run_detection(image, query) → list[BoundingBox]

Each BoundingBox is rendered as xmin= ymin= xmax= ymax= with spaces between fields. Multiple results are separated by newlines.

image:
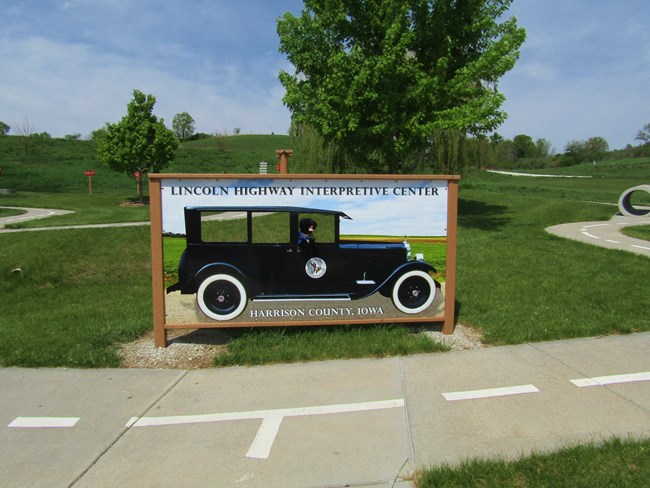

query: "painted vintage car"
xmin=167 ymin=206 xmax=438 ymax=320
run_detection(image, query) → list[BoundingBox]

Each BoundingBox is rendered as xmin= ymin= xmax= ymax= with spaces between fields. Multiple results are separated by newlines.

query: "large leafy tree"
xmin=278 ymin=0 xmax=526 ymax=172
xmin=98 ymin=90 xmax=178 ymax=201
xmin=172 ymin=112 xmax=196 ymax=141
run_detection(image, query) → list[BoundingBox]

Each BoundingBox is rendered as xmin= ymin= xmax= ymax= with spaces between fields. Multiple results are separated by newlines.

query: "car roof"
xmin=185 ymin=206 xmax=352 ymax=219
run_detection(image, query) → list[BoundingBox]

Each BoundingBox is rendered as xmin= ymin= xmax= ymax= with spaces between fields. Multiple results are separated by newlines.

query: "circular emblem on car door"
xmin=305 ymin=257 xmax=327 ymax=278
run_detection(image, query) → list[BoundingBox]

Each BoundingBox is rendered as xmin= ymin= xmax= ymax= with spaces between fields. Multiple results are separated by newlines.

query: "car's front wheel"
xmin=392 ymin=270 xmax=436 ymax=314
xmin=197 ymin=274 xmax=247 ymax=321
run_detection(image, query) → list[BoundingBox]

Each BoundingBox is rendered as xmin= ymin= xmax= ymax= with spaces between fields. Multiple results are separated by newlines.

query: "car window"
xmin=252 ymin=212 xmax=290 ymax=243
xmin=200 ymin=211 xmax=247 ymax=243
xmin=299 ymin=212 xmax=335 ymax=243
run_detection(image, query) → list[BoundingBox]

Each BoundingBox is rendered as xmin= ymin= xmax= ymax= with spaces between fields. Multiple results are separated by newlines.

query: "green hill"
xmin=0 ymin=134 xmax=291 ymax=193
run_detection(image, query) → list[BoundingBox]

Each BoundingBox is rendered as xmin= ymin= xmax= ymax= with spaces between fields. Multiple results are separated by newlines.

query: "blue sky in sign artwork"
xmin=160 ymin=179 xmax=448 ymax=237
xmin=2 ymin=1 xmax=648 ymax=152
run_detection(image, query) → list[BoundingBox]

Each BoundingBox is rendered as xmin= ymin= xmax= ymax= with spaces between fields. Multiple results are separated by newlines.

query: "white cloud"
xmin=1 ymin=0 xmax=648 ymax=151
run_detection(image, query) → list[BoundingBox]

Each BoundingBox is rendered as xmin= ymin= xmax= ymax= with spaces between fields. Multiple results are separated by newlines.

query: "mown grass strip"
xmin=213 ymin=325 xmax=448 ymax=367
xmin=414 ymin=437 xmax=650 ymax=488
xmin=621 ymin=224 xmax=650 ymax=241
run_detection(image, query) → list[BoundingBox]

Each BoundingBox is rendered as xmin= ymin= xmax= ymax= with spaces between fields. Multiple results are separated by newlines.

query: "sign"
xmin=84 ymin=170 xmax=96 ymax=193
xmin=148 ymin=173 xmax=459 ymax=347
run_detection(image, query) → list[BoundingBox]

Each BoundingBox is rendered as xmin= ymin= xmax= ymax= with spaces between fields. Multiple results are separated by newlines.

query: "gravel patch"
xmin=118 ymin=323 xmax=484 ymax=370
xmin=423 ymin=323 xmax=485 ymax=351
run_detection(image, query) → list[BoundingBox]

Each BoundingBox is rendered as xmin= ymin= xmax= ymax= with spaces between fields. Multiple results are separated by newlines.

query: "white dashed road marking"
xmin=442 ymin=384 xmax=540 ymax=401
xmin=570 ymin=371 xmax=650 ymax=387
xmin=8 ymin=417 xmax=80 ymax=428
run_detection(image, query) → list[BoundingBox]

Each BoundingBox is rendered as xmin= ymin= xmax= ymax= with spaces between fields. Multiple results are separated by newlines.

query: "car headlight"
xmin=403 ymin=237 xmax=411 ymax=259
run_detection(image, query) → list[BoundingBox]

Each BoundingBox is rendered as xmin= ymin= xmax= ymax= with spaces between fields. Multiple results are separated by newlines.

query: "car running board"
xmin=253 ymin=294 xmax=352 ymax=302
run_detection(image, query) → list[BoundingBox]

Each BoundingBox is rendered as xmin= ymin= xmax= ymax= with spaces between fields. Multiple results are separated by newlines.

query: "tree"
xmin=277 ymin=0 xmax=526 ymax=172
xmin=489 ymin=132 xmax=504 ymax=146
xmin=172 ymin=112 xmax=195 ymax=141
xmin=635 ymin=123 xmax=650 ymax=144
xmin=512 ymin=134 xmax=536 ymax=159
xmin=13 ymin=117 xmax=34 ymax=154
xmin=0 ymin=121 xmax=9 ymax=136
xmin=584 ymin=136 xmax=609 ymax=159
xmin=98 ymin=90 xmax=178 ymax=201
xmin=90 ymin=125 xmax=109 ymax=143
xmin=535 ymin=138 xmax=552 ymax=158
xmin=562 ymin=136 xmax=609 ymax=166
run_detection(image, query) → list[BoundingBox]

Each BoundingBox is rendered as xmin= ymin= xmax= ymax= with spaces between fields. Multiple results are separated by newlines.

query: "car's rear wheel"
xmin=197 ymin=274 xmax=247 ymax=321
xmin=392 ymin=270 xmax=435 ymax=314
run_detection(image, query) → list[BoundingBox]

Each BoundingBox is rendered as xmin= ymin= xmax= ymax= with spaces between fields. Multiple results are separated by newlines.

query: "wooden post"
xmin=442 ymin=178 xmax=459 ymax=334
xmin=275 ymin=149 xmax=293 ymax=174
xmin=149 ymin=177 xmax=167 ymax=347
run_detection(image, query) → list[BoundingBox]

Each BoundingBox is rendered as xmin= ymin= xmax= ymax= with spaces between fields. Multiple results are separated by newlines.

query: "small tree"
xmin=562 ymin=136 xmax=609 ymax=166
xmin=0 ymin=121 xmax=9 ymax=136
xmin=98 ymin=89 xmax=178 ymax=202
xmin=512 ymin=134 xmax=536 ymax=160
xmin=635 ymin=123 xmax=650 ymax=144
xmin=13 ymin=117 xmax=34 ymax=154
xmin=535 ymin=138 xmax=553 ymax=158
xmin=584 ymin=136 xmax=609 ymax=160
xmin=90 ymin=125 xmax=108 ymax=143
xmin=172 ymin=112 xmax=195 ymax=141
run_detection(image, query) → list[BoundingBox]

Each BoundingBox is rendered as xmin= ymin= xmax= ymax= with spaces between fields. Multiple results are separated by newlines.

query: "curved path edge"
xmin=546 ymin=214 xmax=650 ymax=257
xmin=0 ymin=206 xmax=148 ymax=233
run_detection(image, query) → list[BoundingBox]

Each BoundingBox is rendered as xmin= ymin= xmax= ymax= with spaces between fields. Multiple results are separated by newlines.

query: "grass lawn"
xmin=0 ymin=226 xmax=153 ymax=367
xmin=213 ymin=325 xmax=448 ymax=367
xmin=414 ymin=437 xmax=650 ymax=487
xmin=0 ymin=207 xmax=24 ymax=218
xmin=1 ymin=148 xmax=648 ymax=367
xmin=1 ymin=137 xmax=649 ymax=480
xmin=621 ymin=224 xmax=650 ymax=240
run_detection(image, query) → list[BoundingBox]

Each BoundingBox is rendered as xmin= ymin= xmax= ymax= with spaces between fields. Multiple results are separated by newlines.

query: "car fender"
xmin=191 ymin=263 xmax=250 ymax=295
xmin=376 ymin=261 xmax=438 ymax=297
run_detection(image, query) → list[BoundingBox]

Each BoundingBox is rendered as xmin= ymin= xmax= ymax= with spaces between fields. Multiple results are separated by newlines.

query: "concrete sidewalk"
xmin=2 ymin=333 xmax=649 ymax=488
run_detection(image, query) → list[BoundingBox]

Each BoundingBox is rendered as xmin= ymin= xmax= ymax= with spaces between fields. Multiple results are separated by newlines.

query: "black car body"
xmin=167 ymin=206 xmax=438 ymax=321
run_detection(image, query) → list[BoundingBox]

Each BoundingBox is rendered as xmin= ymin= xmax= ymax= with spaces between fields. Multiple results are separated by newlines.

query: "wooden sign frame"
xmin=149 ymin=174 xmax=459 ymax=347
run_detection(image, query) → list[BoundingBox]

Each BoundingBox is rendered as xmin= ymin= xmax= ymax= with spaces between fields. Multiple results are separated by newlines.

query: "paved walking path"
xmin=546 ymin=214 xmax=650 ymax=257
xmin=0 ymin=206 xmax=74 ymax=228
xmin=1 ymin=333 xmax=649 ymax=488
xmin=0 ymin=206 xmax=149 ymax=233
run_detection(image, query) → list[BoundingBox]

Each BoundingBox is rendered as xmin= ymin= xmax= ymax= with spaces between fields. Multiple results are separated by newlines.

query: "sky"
xmin=160 ymin=178 xmax=448 ymax=236
xmin=1 ymin=1 xmax=649 ymax=153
